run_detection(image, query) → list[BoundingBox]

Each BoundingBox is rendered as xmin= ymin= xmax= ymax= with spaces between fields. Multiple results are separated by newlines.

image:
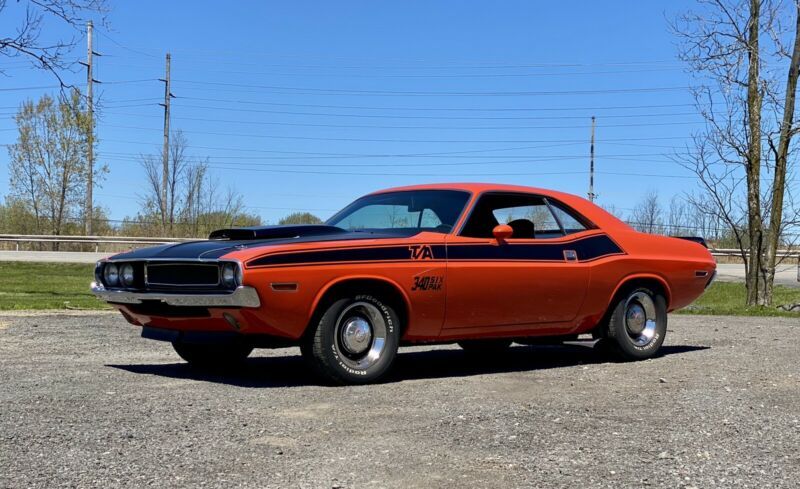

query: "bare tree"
xmin=673 ymin=0 xmax=800 ymax=305
xmin=1 ymin=0 xmax=108 ymax=88
xmin=6 ymin=91 xmax=98 ymax=245
xmin=667 ymin=195 xmax=689 ymax=235
xmin=135 ymin=131 xmax=259 ymax=238
xmin=630 ymin=191 xmax=665 ymax=234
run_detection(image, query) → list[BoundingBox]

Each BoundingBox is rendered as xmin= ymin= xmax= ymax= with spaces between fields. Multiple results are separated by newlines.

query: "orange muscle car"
xmin=91 ymin=183 xmax=716 ymax=384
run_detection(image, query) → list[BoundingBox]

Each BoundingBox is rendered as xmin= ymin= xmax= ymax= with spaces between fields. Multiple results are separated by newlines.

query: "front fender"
xmin=308 ymin=274 xmax=413 ymax=323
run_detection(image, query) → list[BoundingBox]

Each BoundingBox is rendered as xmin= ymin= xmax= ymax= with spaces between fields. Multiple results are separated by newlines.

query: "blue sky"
xmin=0 ymin=0 xmax=703 ymax=225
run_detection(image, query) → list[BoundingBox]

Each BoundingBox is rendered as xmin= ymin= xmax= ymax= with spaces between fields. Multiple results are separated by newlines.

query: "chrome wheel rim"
xmin=624 ymin=292 xmax=657 ymax=346
xmin=334 ymin=302 xmax=387 ymax=370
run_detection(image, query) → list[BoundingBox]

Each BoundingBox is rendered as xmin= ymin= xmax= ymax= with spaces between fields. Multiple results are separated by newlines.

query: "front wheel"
xmin=172 ymin=341 xmax=253 ymax=369
xmin=605 ymin=287 xmax=667 ymax=360
xmin=301 ymin=294 xmax=400 ymax=385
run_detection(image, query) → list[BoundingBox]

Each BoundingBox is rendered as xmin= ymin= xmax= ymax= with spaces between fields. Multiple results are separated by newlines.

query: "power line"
xmin=103 ymin=110 xmax=702 ymax=130
xmin=0 ymin=85 xmax=62 ymax=92
xmin=99 ymin=138 xmax=588 ymax=156
xmin=0 ymin=79 xmax=157 ymax=92
xmin=172 ymin=79 xmax=692 ymax=97
xmin=94 ymin=62 xmax=684 ymax=78
xmin=178 ymin=96 xmax=699 ymax=113
xmin=100 ymin=150 xmax=680 ymax=164
xmin=195 ymin=165 xmax=697 ymax=179
xmin=163 ymin=103 xmax=699 ymax=121
xmin=87 ymin=40 xmax=681 ymax=68
xmin=102 ymin=124 xmax=699 ymax=144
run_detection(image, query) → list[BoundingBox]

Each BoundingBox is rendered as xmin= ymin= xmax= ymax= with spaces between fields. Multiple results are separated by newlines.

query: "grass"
xmin=0 ymin=262 xmax=109 ymax=311
xmin=0 ymin=262 xmax=797 ymax=316
xmin=676 ymin=281 xmax=800 ymax=317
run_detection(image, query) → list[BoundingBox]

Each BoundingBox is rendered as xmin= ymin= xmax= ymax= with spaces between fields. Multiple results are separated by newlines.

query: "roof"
xmin=371 ymin=182 xmax=632 ymax=231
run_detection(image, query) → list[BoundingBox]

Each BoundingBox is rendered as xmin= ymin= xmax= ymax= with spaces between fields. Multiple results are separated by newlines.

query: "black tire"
xmin=605 ymin=286 xmax=667 ymax=360
xmin=301 ymin=294 xmax=400 ymax=385
xmin=458 ymin=339 xmax=513 ymax=355
xmin=172 ymin=341 xmax=253 ymax=369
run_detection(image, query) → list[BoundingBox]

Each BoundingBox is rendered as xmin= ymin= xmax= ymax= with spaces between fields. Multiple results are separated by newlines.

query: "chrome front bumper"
xmin=90 ymin=282 xmax=261 ymax=308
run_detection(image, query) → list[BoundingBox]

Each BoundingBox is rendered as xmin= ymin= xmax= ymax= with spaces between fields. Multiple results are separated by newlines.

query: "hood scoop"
xmin=209 ymin=224 xmax=347 ymax=241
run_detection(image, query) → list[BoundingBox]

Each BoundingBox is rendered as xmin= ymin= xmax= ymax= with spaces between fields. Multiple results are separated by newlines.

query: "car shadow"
xmin=107 ymin=342 xmax=709 ymax=388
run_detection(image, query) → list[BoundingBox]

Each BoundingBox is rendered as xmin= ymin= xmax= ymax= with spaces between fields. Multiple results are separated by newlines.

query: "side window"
xmin=550 ymin=203 xmax=589 ymax=235
xmin=419 ymin=208 xmax=443 ymax=228
xmin=461 ymin=193 xmax=565 ymax=239
xmin=337 ymin=205 xmax=418 ymax=229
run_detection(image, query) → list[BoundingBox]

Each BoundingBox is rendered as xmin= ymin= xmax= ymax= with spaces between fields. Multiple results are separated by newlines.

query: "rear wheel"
xmin=301 ymin=294 xmax=400 ymax=385
xmin=605 ymin=287 xmax=667 ymax=360
xmin=172 ymin=341 xmax=253 ymax=369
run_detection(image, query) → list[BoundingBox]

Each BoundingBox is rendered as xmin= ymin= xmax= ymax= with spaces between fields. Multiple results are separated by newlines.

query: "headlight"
xmin=221 ymin=263 xmax=238 ymax=287
xmin=94 ymin=261 xmax=104 ymax=284
xmin=120 ymin=264 xmax=135 ymax=287
xmin=103 ymin=263 xmax=119 ymax=286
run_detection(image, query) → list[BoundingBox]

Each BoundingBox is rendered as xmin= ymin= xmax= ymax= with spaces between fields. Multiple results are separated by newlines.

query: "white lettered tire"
xmin=301 ymin=294 xmax=400 ymax=385
xmin=606 ymin=287 xmax=667 ymax=360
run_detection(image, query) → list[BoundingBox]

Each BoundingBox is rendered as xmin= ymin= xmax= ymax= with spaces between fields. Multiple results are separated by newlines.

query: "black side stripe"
xmin=246 ymin=234 xmax=623 ymax=268
xmin=447 ymin=234 xmax=623 ymax=262
xmin=248 ymin=245 xmax=446 ymax=267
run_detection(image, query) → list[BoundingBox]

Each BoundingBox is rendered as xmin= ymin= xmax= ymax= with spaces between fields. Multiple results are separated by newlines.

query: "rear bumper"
xmin=90 ymin=282 xmax=261 ymax=308
xmin=705 ymin=270 xmax=717 ymax=289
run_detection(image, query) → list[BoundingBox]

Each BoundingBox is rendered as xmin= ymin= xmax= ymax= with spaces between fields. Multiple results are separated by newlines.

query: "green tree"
xmin=6 ymin=91 xmax=103 ymax=244
xmin=279 ymin=212 xmax=323 ymax=225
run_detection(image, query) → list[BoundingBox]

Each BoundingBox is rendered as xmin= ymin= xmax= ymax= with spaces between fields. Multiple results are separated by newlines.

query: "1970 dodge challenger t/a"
xmin=92 ymin=183 xmax=716 ymax=384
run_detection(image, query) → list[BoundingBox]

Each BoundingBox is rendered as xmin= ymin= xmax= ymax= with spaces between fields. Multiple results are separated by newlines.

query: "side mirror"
xmin=492 ymin=224 xmax=513 ymax=243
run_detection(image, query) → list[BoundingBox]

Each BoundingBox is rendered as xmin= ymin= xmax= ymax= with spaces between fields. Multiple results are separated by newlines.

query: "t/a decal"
xmin=412 ymin=275 xmax=443 ymax=292
xmin=409 ymin=245 xmax=434 ymax=260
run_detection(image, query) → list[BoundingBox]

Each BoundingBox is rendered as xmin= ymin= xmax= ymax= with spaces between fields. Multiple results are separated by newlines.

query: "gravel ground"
xmin=0 ymin=313 xmax=798 ymax=488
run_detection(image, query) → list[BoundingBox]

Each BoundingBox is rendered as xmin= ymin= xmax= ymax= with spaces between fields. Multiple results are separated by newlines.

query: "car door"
xmin=443 ymin=192 xmax=591 ymax=330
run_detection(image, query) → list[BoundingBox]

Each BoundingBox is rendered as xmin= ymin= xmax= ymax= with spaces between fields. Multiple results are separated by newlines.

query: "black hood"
xmin=208 ymin=224 xmax=347 ymax=240
xmin=107 ymin=226 xmax=419 ymax=261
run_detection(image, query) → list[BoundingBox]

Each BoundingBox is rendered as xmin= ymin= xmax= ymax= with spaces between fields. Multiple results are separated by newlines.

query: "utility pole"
xmin=158 ymin=53 xmax=173 ymax=233
xmin=84 ymin=21 xmax=95 ymax=235
xmin=588 ymin=116 xmax=596 ymax=202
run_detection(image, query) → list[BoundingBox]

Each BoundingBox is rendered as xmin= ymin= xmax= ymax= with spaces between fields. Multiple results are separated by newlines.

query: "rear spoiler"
xmin=673 ymin=236 xmax=708 ymax=248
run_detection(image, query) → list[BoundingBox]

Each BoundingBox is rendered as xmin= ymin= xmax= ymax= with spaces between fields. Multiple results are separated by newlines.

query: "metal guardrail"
xmin=709 ymin=248 xmax=798 ymax=258
xmin=710 ymin=248 xmax=799 ymax=282
xmin=0 ymin=234 xmax=194 ymax=252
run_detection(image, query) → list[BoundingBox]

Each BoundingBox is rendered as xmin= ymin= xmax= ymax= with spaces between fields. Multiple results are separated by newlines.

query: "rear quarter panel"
xmin=576 ymin=231 xmax=716 ymax=332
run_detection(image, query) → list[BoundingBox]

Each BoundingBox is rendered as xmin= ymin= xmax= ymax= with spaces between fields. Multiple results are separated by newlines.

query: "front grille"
xmin=145 ymin=263 xmax=220 ymax=287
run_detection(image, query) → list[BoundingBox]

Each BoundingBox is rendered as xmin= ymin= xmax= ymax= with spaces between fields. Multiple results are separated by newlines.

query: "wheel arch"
xmin=305 ymin=275 xmax=411 ymax=338
xmin=608 ymin=273 xmax=672 ymax=309
xmin=591 ymin=273 xmax=671 ymax=338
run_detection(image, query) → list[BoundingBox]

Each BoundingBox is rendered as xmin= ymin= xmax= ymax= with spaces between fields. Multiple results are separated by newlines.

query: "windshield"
xmin=327 ymin=190 xmax=471 ymax=234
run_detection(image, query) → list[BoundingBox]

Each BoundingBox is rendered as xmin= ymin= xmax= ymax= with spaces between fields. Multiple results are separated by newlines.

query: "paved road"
xmin=715 ymin=263 xmax=799 ymax=287
xmin=0 ymin=312 xmax=797 ymax=488
xmin=0 ymin=250 xmax=110 ymax=263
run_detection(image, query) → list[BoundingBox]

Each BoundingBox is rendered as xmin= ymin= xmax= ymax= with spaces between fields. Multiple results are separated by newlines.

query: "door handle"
xmin=563 ymin=250 xmax=578 ymax=262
